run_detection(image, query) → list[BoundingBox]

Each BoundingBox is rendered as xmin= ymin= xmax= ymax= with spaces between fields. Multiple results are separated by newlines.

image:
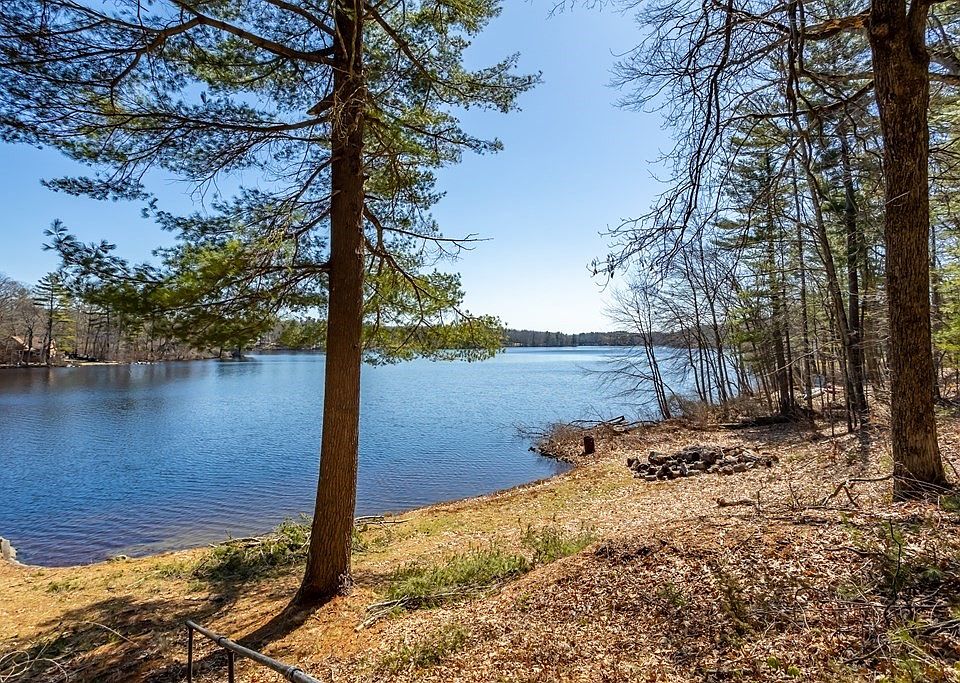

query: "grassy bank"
xmin=3 ymin=414 xmax=960 ymax=681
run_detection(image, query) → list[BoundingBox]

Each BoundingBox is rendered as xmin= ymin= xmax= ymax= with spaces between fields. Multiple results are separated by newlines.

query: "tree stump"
xmin=583 ymin=435 xmax=596 ymax=455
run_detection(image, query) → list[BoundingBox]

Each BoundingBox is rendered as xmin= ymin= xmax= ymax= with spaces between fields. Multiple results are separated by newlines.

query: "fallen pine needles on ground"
xmin=6 ymin=417 xmax=960 ymax=682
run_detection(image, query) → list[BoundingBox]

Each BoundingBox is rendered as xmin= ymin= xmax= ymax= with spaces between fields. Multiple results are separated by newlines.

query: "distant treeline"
xmin=262 ymin=325 xmax=683 ymax=351
xmin=504 ymin=329 xmax=680 ymax=348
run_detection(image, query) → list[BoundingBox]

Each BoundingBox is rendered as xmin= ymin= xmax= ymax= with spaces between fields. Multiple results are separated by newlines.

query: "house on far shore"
xmin=1 ymin=336 xmax=59 ymax=365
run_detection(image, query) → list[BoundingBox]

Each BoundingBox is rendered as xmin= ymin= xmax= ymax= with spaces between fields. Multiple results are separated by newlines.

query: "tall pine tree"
xmin=0 ymin=0 xmax=536 ymax=603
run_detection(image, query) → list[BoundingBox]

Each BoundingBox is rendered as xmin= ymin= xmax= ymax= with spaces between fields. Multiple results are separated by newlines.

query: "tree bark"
xmin=763 ymin=153 xmax=793 ymax=415
xmin=297 ymin=0 xmax=367 ymax=603
xmin=839 ymin=127 xmax=867 ymax=415
xmin=869 ymin=0 xmax=949 ymax=498
xmin=930 ymin=221 xmax=944 ymax=399
xmin=792 ymin=167 xmax=814 ymax=413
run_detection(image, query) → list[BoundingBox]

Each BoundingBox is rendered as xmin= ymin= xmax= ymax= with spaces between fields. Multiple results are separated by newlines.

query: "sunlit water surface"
xmin=0 ymin=347 xmax=663 ymax=565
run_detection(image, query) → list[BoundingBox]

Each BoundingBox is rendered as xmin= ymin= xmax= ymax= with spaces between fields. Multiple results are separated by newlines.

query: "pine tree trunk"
xmin=763 ymin=159 xmax=793 ymax=416
xmin=298 ymin=0 xmax=366 ymax=603
xmin=792 ymin=170 xmax=814 ymax=412
xmin=839 ymin=128 xmax=867 ymax=415
xmin=930 ymin=222 xmax=944 ymax=399
xmin=797 ymin=130 xmax=857 ymax=428
xmin=869 ymin=0 xmax=949 ymax=498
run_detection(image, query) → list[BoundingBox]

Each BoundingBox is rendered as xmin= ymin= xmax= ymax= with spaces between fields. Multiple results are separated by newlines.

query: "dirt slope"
xmin=2 ymin=417 xmax=959 ymax=682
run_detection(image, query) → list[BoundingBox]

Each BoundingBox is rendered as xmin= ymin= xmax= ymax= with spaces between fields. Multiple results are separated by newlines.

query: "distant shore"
xmin=0 ymin=356 xmax=217 ymax=370
xmin=0 ymin=344 xmax=653 ymax=372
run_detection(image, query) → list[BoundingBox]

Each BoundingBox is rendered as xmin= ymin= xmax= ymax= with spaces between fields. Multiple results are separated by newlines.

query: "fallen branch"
xmin=0 ymin=650 xmax=68 ymax=683
xmin=820 ymin=475 xmax=893 ymax=508
xmin=354 ymin=515 xmax=406 ymax=527
xmin=908 ymin=618 xmax=960 ymax=636
xmin=213 ymin=537 xmax=262 ymax=547
xmin=717 ymin=498 xmax=757 ymax=508
xmin=357 ymin=583 xmax=501 ymax=630
xmin=77 ymin=621 xmax=133 ymax=644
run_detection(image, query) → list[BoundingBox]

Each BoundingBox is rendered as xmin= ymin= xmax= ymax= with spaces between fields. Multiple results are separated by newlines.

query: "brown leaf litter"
xmin=3 ymin=416 xmax=960 ymax=682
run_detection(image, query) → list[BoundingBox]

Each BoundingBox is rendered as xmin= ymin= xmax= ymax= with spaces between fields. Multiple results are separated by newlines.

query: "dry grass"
xmin=2 ymin=415 xmax=960 ymax=681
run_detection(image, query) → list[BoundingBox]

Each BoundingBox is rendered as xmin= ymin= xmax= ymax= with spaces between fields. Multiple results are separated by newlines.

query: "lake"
xmin=0 ymin=347 xmax=653 ymax=566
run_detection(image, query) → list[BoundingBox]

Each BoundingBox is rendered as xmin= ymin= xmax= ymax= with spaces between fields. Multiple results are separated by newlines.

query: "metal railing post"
xmin=183 ymin=620 xmax=321 ymax=683
xmin=186 ymin=624 xmax=194 ymax=683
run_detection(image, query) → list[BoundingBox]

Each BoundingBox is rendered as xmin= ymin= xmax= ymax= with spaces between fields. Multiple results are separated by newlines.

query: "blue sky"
xmin=0 ymin=3 xmax=665 ymax=334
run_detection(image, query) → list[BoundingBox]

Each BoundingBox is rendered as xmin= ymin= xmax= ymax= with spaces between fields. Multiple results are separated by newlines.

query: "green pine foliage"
xmin=0 ymin=0 xmax=537 ymax=362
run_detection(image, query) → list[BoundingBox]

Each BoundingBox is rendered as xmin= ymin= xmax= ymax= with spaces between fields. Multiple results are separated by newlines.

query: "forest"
xmin=0 ymin=274 xmax=670 ymax=363
xmin=503 ymin=329 xmax=680 ymax=347
xmin=0 ymin=266 xmax=330 ymax=364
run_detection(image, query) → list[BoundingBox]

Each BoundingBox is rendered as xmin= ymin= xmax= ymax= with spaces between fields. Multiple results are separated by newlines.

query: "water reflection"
xmin=0 ymin=348 xmax=645 ymax=566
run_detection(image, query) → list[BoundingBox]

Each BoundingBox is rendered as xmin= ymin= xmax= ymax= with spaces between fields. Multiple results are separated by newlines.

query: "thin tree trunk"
xmin=785 ymin=9 xmax=858 ymax=427
xmin=839 ymin=126 xmax=868 ymax=415
xmin=930 ymin=220 xmax=944 ymax=399
xmin=695 ymin=245 xmax=731 ymax=403
xmin=792 ymin=168 xmax=814 ymax=412
xmin=869 ymin=0 xmax=948 ymax=498
xmin=298 ymin=0 xmax=367 ymax=603
xmin=763 ymin=155 xmax=793 ymax=415
xmin=801 ymin=155 xmax=856 ymax=428
xmin=642 ymin=330 xmax=671 ymax=419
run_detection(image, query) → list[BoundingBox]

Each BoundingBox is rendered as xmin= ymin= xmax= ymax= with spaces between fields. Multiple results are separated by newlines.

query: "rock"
xmin=0 ymin=538 xmax=16 ymax=564
xmin=631 ymin=442 xmax=777 ymax=483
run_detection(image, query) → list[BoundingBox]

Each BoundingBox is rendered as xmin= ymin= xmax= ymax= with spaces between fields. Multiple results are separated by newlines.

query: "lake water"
xmin=0 ymin=347 xmax=650 ymax=566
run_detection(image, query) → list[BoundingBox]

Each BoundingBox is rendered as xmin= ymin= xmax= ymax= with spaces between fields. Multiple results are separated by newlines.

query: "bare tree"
xmin=606 ymin=0 xmax=955 ymax=496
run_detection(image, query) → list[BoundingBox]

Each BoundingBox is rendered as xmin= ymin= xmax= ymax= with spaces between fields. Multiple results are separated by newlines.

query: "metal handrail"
xmin=185 ymin=620 xmax=321 ymax=683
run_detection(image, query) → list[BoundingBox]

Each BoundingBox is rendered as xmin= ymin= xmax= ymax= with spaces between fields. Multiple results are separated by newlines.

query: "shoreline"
xmin=0 ymin=356 xmax=212 ymax=371
xmin=0 ymin=344 xmax=673 ymax=372
xmin=0 ymin=347 xmax=613 ymax=571
xmin=5 ymin=416 xmax=960 ymax=681
xmin=0 ymin=453 xmax=579 ymax=572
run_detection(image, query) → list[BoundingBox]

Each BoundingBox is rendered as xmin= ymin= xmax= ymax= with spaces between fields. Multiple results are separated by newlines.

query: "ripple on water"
xmin=0 ymin=348 xmax=673 ymax=565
